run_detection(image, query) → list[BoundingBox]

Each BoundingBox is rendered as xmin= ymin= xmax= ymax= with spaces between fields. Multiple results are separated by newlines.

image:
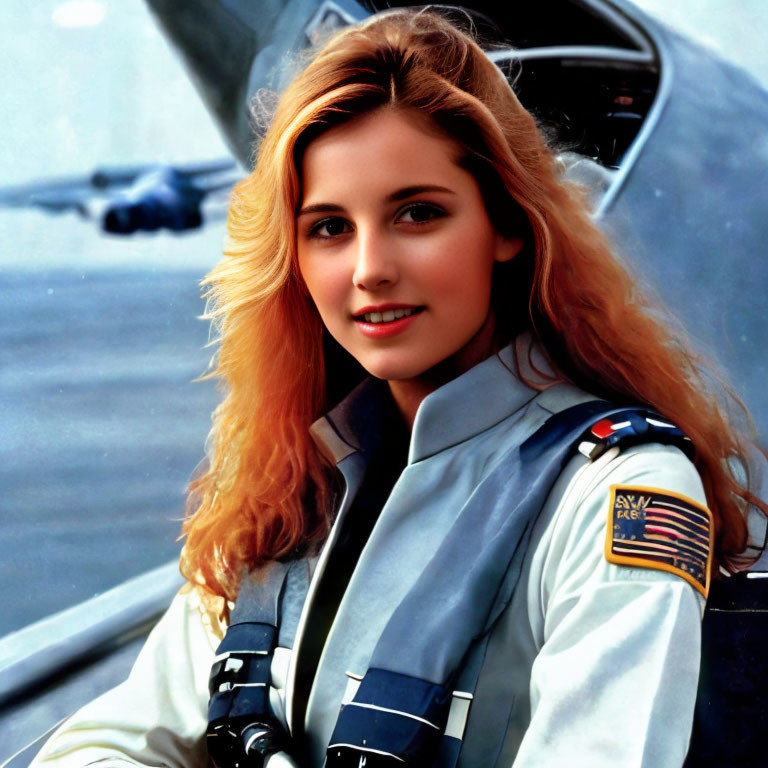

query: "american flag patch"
xmin=605 ymin=485 xmax=713 ymax=597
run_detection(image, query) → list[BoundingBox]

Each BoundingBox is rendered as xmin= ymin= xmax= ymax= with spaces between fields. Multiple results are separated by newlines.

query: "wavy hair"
xmin=181 ymin=7 xmax=766 ymax=602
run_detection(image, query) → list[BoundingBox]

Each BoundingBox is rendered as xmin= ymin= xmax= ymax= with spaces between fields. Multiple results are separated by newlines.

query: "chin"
xmin=355 ymin=351 xmax=431 ymax=383
xmin=363 ymin=353 xmax=457 ymax=384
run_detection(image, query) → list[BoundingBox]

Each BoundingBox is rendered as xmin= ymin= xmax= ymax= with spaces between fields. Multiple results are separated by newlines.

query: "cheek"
xmin=418 ymin=238 xmax=496 ymax=311
xmin=298 ymin=256 xmax=346 ymax=323
xmin=447 ymin=270 xmax=494 ymax=325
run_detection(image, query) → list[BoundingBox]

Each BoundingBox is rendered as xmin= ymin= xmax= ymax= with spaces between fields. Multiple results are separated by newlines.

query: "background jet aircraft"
xmin=0 ymin=158 xmax=239 ymax=234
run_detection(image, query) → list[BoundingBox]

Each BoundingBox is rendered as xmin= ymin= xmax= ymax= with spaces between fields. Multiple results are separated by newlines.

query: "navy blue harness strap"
xmin=370 ymin=400 xmax=615 ymax=679
xmin=207 ymin=560 xmax=300 ymax=767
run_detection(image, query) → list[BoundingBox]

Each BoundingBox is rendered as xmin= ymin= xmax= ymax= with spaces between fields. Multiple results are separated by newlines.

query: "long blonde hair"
xmin=182 ymin=8 xmax=766 ymax=601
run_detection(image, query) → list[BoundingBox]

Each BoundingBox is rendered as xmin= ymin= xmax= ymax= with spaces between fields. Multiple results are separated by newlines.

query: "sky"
xmin=632 ymin=0 xmax=768 ymax=88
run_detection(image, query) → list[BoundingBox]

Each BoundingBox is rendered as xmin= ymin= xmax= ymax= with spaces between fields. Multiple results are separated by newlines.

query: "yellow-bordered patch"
xmin=605 ymin=485 xmax=713 ymax=598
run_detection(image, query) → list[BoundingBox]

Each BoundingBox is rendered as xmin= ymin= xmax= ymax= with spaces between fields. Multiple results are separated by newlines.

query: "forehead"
xmin=299 ymin=109 xmax=467 ymax=201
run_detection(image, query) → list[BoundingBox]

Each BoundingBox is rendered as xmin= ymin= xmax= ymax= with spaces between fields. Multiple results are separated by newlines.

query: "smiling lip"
xmin=353 ymin=304 xmax=425 ymax=339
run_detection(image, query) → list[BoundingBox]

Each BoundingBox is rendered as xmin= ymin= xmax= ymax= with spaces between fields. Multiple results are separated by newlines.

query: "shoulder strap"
xmin=206 ymin=560 xmax=299 ymax=767
xmin=575 ymin=408 xmax=694 ymax=461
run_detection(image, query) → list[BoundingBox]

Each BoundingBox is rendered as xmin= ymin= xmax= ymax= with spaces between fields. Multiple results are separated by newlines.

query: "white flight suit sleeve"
xmin=29 ymin=587 xmax=221 ymax=768
xmin=511 ymin=443 xmax=708 ymax=768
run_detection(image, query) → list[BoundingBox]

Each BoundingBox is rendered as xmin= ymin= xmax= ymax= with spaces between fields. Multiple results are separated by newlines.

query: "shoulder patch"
xmin=605 ymin=484 xmax=713 ymax=598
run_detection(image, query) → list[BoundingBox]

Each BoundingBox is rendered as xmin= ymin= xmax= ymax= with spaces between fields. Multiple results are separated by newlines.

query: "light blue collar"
xmin=408 ymin=345 xmax=538 ymax=463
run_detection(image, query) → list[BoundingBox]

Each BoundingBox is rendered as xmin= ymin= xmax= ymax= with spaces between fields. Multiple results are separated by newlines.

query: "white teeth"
xmin=363 ymin=307 xmax=417 ymax=323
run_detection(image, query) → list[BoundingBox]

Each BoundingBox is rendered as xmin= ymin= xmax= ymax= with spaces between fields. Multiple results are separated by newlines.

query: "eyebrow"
xmin=296 ymin=184 xmax=456 ymax=217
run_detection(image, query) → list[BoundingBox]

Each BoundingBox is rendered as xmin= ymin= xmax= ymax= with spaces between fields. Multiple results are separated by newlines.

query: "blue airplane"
xmin=0 ymin=158 xmax=239 ymax=234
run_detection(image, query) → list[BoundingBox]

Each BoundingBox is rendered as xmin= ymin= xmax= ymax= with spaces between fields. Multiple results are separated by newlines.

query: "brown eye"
xmin=399 ymin=204 xmax=445 ymax=224
xmin=309 ymin=217 xmax=351 ymax=238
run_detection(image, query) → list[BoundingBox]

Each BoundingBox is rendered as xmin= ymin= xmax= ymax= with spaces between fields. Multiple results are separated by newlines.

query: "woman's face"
xmin=296 ymin=108 xmax=522 ymax=384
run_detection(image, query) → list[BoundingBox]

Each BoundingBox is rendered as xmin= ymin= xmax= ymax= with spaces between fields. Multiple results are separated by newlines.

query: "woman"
xmin=32 ymin=7 xmax=766 ymax=768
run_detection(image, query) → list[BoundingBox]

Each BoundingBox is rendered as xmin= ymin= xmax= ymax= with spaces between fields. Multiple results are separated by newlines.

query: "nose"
xmin=352 ymin=228 xmax=398 ymax=290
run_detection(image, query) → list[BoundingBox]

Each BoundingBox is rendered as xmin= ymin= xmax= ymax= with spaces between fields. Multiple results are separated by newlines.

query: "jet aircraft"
xmin=0 ymin=159 xmax=239 ymax=234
